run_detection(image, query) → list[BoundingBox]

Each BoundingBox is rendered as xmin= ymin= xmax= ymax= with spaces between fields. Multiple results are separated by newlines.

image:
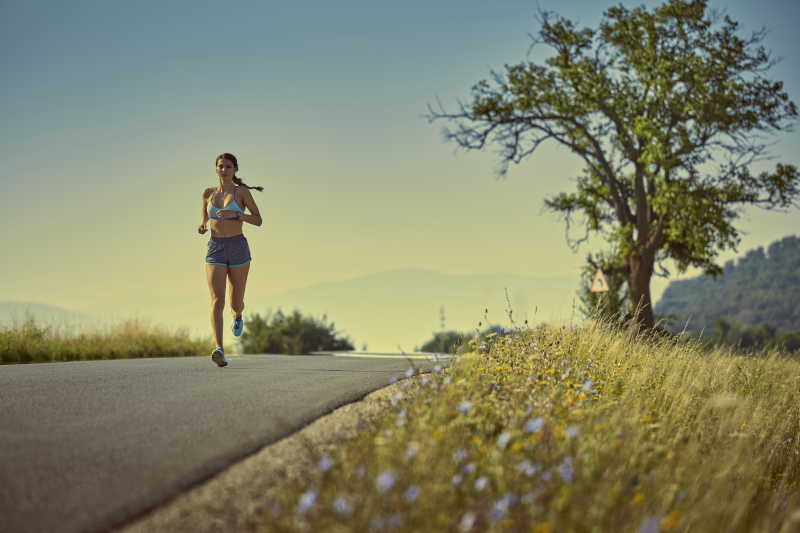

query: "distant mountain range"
xmin=655 ymin=235 xmax=800 ymax=335
xmin=260 ymin=269 xmax=579 ymax=351
xmin=2 ymin=269 xmax=581 ymax=351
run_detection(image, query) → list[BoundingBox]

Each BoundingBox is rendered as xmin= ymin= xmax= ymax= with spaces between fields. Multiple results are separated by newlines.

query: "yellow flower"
xmin=631 ymin=490 xmax=645 ymax=505
xmin=661 ymin=511 xmax=681 ymax=531
xmin=512 ymin=442 xmax=524 ymax=452
xmin=532 ymin=522 xmax=553 ymax=533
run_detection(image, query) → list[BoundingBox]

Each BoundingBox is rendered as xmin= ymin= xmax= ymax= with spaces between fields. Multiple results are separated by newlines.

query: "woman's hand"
xmin=216 ymin=209 xmax=238 ymax=220
xmin=198 ymin=223 xmax=207 ymax=234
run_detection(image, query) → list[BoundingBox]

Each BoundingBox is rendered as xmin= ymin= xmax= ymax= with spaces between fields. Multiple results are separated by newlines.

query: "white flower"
xmin=452 ymin=474 xmax=463 ymax=485
xmin=296 ymin=488 xmax=317 ymax=514
xmin=404 ymin=485 xmax=420 ymax=503
xmin=462 ymin=463 xmax=476 ymax=474
xmin=376 ymin=470 xmax=397 ymax=492
xmin=390 ymin=375 xmax=398 ymax=384
xmin=391 ymin=392 xmax=403 ymax=406
xmin=405 ymin=367 xmax=415 ymax=378
xmin=444 ymin=376 xmax=452 ymax=385
xmin=566 ymin=426 xmax=579 ymax=439
xmin=333 ymin=496 xmax=352 ymax=516
xmin=434 ymin=364 xmax=443 ymax=373
xmin=524 ymin=417 xmax=545 ymax=433
xmin=496 ymin=431 xmax=512 ymax=449
xmin=316 ymin=455 xmax=334 ymax=473
xmin=516 ymin=460 xmax=539 ymax=477
xmin=421 ymin=376 xmax=430 ymax=386
xmin=405 ymin=445 xmax=418 ymax=459
xmin=474 ymin=476 xmax=489 ymax=490
xmin=457 ymin=400 xmax=473 ymax=414
xmin=459 ymin=512 xmax=477 ymax=532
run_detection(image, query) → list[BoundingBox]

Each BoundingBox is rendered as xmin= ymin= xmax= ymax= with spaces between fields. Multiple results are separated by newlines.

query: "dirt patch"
xmin=116 ymin=378 xmax=416 ymax=533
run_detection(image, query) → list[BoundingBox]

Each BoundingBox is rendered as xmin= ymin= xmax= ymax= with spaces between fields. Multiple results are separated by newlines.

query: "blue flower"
xmin=404 ymin=485 xmax=420 ymax=503
xmin=376 ymin=470 xmax=397 ymax=492
xmin=333 ymin=496 xmax=352 ymax=516
xmin=296 ymin=488 xmax=317 ymax=514
xmin=316 ymin=455 xmax=334 ymax=473
xmin=457 ymin=400 xmax=473 ymax=414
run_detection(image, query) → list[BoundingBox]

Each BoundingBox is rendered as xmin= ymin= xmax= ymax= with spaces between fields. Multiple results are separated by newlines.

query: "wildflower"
xmin=459 ymin=511 xmax=477 ymax=532
xmin=391 ymin=392 xmax=403 ymax=406
xmin=561 ymin=359 xmax=568 ymax=365
xmin=404 ymin=485 xmax=420 ymax=503
xmin=421 ymin=376 xmax=430 ymax=386
xmin=444 ymin=376 xmax=452 ymax=385
xmin=386 ymin=513 xmax=403 ymax=530
xmin=405 ymin=367 xmax=415 ymax=378
xmin=480 ymin=343 xmax=488 ymax=353
xmin=462 ymin=463 xmax=477 ymax=474
xmin=457 ymin=400 xmax=473 ymax=414
xmin=559 ymin=456 xmax=575 ymax=482
xmin=453 ymin=448 xmax=469 ymax=462
xmin=395 ymin=410 xmax=407 ymax=427
xmin=524 ymin=417 xmax=545 ymax=433
xmin=452 ymin=474 xmax=463 ymax=485
xmin=639 ymin=517 xmax=661 ymax=533
xmin=497 ymin=431 xmax=512 ymax=449
xmin=506 ymin=338 xmax=513 ymax=345
xmin=376 ymin=470 xmax=397 ymax=492
xmin=296 ymin=488 xmax=318 ymax=514
xmin=517 ymin=460 xmax=539 ymax=477
xmin=474 ymin=476 xmax=489 ymax=490
xmin=434 ymin=364 xmax=443 ymax=372
xmin=333 ymin=496 xmax=352 ymax=516
xmin=405 ymin=445 xmax=418 ymax=459
xmin=490 ymin=494 xmax=517 ymax=522
xmin=566 ymin=426 xmax=580 ymax=439
xmin=316 ymin=455 xmax=334 ymax=473
xmin=390 ymin=375 xmax=398 ymax=384
xmin=541 ymin=471 xmax=552 ymax=482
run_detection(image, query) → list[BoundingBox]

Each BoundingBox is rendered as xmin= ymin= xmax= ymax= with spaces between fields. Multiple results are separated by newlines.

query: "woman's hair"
xmin=215 ymin=153 xmax=264 ymax=192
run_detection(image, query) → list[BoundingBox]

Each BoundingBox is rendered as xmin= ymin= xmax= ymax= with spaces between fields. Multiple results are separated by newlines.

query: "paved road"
xmin=0 ymin=353 xmax=447 ymax=533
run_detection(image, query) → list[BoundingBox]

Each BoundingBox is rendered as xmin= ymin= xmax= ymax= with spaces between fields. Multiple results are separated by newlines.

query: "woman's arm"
xmin=240 ymin=188 xmax=263 ymax=227
xmin=198 ymin=188 xmax=210 ymax=233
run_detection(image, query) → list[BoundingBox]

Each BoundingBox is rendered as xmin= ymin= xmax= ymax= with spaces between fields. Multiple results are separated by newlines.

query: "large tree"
xmin=428 ymin=0 xmax=798 ymax=329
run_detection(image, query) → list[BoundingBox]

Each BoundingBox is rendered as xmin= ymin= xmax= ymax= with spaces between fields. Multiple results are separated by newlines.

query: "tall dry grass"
xmin=0 ymin=313 xmax=222 ymax=364
xmin=261 ymin=318 xmax=800 ymax=532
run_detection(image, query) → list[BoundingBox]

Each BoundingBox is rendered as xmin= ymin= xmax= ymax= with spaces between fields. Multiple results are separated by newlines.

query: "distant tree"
xmin=420 ymin=330 xmax=471 ymax=354
xmin=240 ymin=309 xmax=354 ymax=355
xmin=428 ymin=0 xmax=799 ymax=330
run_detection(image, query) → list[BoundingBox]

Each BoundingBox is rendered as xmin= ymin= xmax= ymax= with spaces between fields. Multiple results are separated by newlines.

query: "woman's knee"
xmin=211 ymin=296 xmax=225 ymax=311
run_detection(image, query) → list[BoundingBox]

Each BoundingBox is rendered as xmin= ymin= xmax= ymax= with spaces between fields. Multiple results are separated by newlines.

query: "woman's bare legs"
xmin=205 ymin=264 xmax=228 ymax=347
xmin=228 ymin=262 xmax=250 ymax=319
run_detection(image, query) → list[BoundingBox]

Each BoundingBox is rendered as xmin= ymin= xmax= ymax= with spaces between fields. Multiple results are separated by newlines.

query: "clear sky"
xmin=2 ymin=0 xmax=798 ymax=348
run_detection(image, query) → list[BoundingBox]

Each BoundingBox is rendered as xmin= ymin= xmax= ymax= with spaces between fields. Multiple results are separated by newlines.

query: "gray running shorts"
xmin=206 ymin=234 xmax=251 ymax=267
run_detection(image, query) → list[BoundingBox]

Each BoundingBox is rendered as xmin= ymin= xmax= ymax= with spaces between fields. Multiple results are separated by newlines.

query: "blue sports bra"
xmin=207 ymin=186 xmax=245 ymax=220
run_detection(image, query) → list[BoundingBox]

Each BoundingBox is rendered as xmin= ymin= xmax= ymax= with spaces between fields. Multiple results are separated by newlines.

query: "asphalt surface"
xmin=0 ymin=353 xmax=444 ymax=533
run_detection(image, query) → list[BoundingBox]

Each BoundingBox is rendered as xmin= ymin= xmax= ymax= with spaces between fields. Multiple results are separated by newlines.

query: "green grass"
xmin=261 ymin=318 xmax=800 ymax=532
xmin=0 ymin=313 xmax=227 ymax=364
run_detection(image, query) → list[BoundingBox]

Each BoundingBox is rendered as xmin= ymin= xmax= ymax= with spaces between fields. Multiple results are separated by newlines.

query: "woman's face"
xmin=216 ymin=158 xmax=237 ymax=180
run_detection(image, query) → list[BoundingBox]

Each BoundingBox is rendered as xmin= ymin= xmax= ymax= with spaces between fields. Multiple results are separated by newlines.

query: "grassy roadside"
xmin=0 ymin=314 xmax=225 ymax=364
xmin=261 ymin=319 xmax=800 ymax=533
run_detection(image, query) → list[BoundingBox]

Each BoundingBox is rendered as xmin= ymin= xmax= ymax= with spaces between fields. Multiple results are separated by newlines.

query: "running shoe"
xmin=211 ymin=347 xmax=228 ymax=367
xmin=232 ymin=316 xmax=244 ymax=337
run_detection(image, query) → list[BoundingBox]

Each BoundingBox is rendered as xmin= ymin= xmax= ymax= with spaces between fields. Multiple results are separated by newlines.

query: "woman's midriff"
xmin=209 ymin=218 xmax=244 ymax=238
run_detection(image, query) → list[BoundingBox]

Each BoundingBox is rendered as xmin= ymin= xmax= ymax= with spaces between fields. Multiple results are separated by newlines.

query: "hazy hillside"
xmin=655 ymin=235 xmax=800 ymax=334
xmin=0 ymin=302 xmax=95 ymax=330
xmin=261 ymin=269 xmax=579 ymax=351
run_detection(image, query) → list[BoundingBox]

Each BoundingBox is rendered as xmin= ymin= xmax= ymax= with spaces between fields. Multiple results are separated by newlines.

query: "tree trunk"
xmin=627 ymin=252 xmax=655 ymax=330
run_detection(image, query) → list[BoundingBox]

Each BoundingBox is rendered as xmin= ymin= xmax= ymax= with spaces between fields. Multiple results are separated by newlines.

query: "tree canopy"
xmin=428 ymin=0 xmax=798 ymax=329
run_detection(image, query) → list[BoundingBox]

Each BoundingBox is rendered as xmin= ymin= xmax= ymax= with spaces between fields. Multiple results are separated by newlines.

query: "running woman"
xmin=197 ymin=153 xmax=263 ymax=367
